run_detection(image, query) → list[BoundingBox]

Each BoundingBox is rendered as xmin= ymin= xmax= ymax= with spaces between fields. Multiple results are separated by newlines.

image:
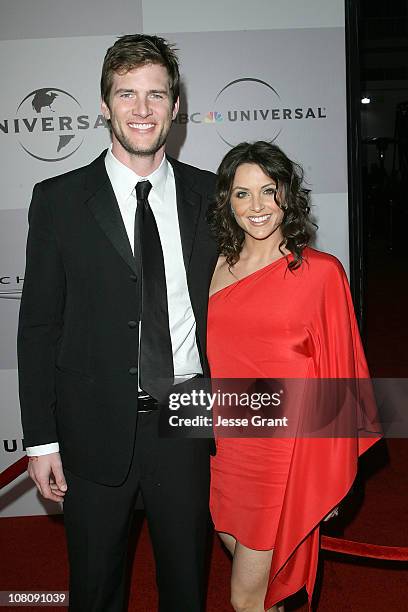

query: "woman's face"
xmin=230 ymin=163 xmax=285 ymax=242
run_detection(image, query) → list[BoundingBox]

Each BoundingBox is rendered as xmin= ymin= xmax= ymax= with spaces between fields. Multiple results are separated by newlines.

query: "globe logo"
xmin=16 ymin=88 xmax=86 ymax=162
xmin=214 ymin=78 xmax=282 ymax=147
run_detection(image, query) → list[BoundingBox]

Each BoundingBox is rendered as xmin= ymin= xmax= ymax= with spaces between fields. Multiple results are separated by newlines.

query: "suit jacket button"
xmin=129 ymin=274 xmax=137 ymax=282
xmin=128 ymin=367 xmax=138 ymax=375
xmin=128 ymin=320 xmax=137 ymax=328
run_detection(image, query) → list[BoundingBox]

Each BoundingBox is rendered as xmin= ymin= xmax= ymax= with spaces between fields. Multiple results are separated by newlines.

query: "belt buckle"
xmin=137 ymin=394 xmax=158 ymax=413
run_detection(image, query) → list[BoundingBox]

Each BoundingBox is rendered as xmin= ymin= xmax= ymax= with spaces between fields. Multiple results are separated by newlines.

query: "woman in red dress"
xmin=207 ymin=141 xmax=379 ymax=611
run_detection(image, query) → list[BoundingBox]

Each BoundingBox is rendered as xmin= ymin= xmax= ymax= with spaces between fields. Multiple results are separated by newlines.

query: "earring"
xmin=230 ymin=204 xmax=236 ymax=216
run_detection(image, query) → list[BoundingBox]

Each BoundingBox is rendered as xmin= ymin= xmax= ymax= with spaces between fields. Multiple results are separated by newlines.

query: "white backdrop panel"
xmin=165 ymin=28 xmax=347 ymax=196
xmin=0 ymin=36 xmax=116 ymax=212
xmin=0 ymin=209 xmax=27 ymax=369
xmin=142 ymin=0 xmax=345 ymax=32
xmin=0 ymin=0 xmax=143 ymax=40
xmin=1 ymin=0 xmax=349 ymax=516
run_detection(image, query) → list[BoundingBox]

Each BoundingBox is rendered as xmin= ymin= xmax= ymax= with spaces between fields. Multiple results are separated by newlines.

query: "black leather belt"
xmin=137 ymin=393 xmax=159 ymax=413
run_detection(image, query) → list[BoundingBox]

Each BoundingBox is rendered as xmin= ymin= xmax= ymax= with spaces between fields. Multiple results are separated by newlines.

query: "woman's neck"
xmin=239 ymin=233 xmax=289 ymax=265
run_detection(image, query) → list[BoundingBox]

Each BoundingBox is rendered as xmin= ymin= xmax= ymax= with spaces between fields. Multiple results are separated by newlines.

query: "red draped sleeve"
xmin=265 ymin=250 xmax=380 ymax=609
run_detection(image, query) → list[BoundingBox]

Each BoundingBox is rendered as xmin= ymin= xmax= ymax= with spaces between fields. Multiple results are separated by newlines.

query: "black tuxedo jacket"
xmin=18 ymin=151 xmax=218 ymax=485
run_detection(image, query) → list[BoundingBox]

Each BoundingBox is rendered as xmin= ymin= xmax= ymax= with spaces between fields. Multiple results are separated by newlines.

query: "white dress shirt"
xmin=26 ymin=148 xmax=201 ymax=457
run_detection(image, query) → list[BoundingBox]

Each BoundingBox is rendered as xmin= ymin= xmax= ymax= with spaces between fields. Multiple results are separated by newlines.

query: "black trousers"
xmin=63 ymin=411 xmax=211 ymax=612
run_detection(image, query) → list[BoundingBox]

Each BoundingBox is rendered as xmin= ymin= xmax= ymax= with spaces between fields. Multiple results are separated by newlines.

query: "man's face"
xmin=101 ymin=63 xmax=179 ymax=162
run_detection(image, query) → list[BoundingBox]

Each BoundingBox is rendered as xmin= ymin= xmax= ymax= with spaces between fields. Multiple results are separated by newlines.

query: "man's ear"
xmin=101 ymin=98 xmax=110 ymax=121
xmin=172 ymin=96 xmax=180 ymax=121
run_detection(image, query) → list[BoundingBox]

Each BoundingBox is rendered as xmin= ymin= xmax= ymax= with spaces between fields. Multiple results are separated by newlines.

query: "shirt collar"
xmin=105 ymin=146 xmax=169 ymax=202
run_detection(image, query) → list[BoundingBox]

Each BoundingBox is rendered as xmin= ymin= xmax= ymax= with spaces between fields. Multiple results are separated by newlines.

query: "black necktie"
xmin=135 ymin=180 xmax=174 ymax=401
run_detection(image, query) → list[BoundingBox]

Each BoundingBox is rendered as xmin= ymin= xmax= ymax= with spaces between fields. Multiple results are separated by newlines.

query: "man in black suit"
xmin=18 ymin=34 xmax=217 ymax=611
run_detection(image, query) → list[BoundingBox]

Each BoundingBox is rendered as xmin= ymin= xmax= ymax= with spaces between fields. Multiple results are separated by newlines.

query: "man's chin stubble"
xmin=116 ymin=131 xmax=168 ymax=158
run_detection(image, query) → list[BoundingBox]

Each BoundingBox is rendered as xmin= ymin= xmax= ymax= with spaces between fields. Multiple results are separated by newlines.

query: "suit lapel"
xmin=83 ymin=153 xmax=203 ymax=275
xmin=84 ymin=152 xmax=138 ymax=275
xmin=169 ymin=157 xmax=202 ymax=271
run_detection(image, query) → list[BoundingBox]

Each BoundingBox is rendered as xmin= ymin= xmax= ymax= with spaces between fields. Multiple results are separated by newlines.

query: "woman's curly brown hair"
xmin=209 ymin=141 xmax=315 ymax=270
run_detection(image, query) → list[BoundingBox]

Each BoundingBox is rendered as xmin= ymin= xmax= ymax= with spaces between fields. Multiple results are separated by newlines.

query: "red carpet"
xmin=0 ymin=438 xmax=407 ymax=611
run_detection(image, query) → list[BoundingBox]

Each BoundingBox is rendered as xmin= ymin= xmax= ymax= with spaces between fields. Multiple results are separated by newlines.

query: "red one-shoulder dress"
xmin=208 ymin=247 xmax=380 ymax=609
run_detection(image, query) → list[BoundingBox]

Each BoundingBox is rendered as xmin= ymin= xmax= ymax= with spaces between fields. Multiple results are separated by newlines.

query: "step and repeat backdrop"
xmin=1 ymin=0 xmax=348 ymax=516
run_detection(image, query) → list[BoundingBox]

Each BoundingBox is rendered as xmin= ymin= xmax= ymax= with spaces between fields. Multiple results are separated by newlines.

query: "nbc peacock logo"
xmin=203 ymin=112 xmax=223 ymax=123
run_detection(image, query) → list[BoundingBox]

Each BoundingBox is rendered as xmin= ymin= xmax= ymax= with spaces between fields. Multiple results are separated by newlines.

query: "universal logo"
xmin=3 ymin=438 xmax=26 ymax=453
xmin=0 ymin=275 xmax=24 ymax=300
xmin=1 ymin=88 xmax=108 ymax=162
xmin=174 ymin=78 xmax=327 ymax=146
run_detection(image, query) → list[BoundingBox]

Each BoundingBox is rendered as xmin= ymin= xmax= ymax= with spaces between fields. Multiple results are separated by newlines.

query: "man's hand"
xmin=28 ymin=452 xmax=67 ymax=502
